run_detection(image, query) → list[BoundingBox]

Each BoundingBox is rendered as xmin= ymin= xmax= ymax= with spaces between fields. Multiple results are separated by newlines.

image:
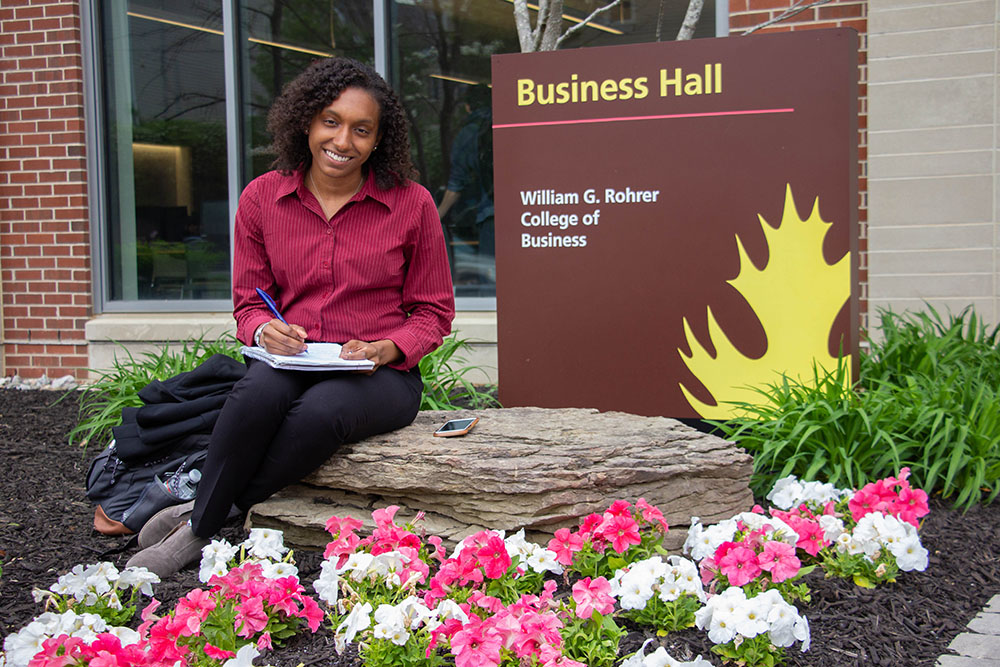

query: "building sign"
xmin=491 ymin=29 xmax=859 ymax=419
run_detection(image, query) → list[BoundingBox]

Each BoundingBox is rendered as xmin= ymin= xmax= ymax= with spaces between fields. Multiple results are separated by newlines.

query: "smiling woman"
xmin=123 ymin=58 xmax=456 ymax=579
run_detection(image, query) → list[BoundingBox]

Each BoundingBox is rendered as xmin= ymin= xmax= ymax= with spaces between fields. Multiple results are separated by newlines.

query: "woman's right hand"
xmin=260 ymin=319 xmax=308 ymax=355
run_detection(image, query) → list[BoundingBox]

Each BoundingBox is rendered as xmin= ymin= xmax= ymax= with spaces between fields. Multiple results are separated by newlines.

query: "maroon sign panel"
xmin=492 ymin=30 xmax=859 ymax=419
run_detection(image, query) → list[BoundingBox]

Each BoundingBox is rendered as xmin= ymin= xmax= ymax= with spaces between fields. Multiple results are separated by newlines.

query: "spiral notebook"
xmin=240 ymin=343 xmax=374 ymax=371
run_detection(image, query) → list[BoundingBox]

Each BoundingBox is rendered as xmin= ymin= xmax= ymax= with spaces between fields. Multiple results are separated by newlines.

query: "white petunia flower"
xmin=222 ymin=644 xmax=261 ymax=667
xmin=373 ymin=603 xmax=408 ymax=644
xmin=242 ymin=528 xmax=288 ymax=561
xmin=503 ymin=529 xmax=534 ymax=561
xmin=435 ymin=598 xmax=469 ymax=624
xmin=117 ymin=566 xmax=160 ymax=596
xmin=334 ymin=602 xmax=372 ymax=654
xmin=261 ymin=561 xmax=299 ymax=580
xmin=818 ymin=514 xmax=846 ymax=543
xmin=199 ymin=539 xmax=238 ymax=583
xmin=313 ymin=559 xmax=342 ymax=607
xmin=889 ymin=534 xmax=928 ymax=572
xmin=525 ymin=546 xmax=563 ymax=575
xmin=767 ymin=475 xmax=806 ymax=510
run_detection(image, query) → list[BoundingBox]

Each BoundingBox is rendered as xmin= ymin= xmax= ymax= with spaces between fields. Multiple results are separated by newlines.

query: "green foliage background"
xmin=715 ymin=306 xmax=1000 ymax=509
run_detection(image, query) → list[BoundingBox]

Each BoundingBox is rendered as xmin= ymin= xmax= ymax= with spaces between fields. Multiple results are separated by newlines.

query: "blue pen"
xmin=255 ymin=287 xmax=288 ymax=325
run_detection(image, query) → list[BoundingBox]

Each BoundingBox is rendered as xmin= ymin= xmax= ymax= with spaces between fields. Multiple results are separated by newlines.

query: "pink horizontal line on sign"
xmin=493 ymin=107 xmax=795 ymax=129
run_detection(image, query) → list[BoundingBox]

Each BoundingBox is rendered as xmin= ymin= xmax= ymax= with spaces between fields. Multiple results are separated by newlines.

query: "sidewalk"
xmin=937 ymin=595 xmax=1000 ymax=666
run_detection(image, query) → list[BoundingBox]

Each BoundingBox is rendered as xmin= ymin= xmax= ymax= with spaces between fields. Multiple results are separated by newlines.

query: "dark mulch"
xmin=2 ymin=388 xmax=998 ymax=666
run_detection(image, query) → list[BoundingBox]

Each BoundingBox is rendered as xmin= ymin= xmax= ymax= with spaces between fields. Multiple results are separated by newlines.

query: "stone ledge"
xmin=247 ymin=407 xmax=754 ymax=551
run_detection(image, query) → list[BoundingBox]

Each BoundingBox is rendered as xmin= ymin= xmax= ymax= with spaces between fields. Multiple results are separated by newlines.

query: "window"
xmin=99 ymin=1 xmax=231 ymax=303
xmin=89 ymin=0 xmax=719 ymax=310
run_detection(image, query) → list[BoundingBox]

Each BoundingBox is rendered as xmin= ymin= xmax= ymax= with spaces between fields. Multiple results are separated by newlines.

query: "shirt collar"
xmin=274 ymin=168 xmax=393 ymax=211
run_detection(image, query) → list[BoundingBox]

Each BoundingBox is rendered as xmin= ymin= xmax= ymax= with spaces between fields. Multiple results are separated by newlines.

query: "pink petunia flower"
xmin=476 ymin=534 xmax=512 ymax=579
xmin=234 ymin=596 xmax=269 ymax=638
xmin=451 ymin=618 xmax=504 ymax=667
xmin=547 ymin=528 xmax=584 ymax=566
xmin=204 ymin=643 xmax=237 ymax=660
xmin=717 ymin=544 xmax=761 ymax=587
xmin=599 ymin=514 xmax=642 ymax=554
xmin=636 ymin=497 xmax=669 ymax=533
xmin=571 ymin=576 xmax=615 ymax=619
xmin=758 ymin=540 xmax=801 ymax=582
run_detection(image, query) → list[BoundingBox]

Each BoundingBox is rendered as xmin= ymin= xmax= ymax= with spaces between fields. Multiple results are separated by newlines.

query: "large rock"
xmin=247 ymin=407 xmax=753 ymax=551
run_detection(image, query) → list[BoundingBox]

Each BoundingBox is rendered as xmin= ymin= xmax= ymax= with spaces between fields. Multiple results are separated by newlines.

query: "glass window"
xmin=94 ymin=0 xmax=716 ymax=307
xmin=239 ymin=1 xmax=374 ymax=180
xmin=100 ymin=0 xmax=232 ymax=302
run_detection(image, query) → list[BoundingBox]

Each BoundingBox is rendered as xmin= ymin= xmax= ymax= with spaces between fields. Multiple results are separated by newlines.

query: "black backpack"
xmin=83 ymin=353 xmax=246 ymax=535
xmin=86 ymin=435 xmax=208 ymax=535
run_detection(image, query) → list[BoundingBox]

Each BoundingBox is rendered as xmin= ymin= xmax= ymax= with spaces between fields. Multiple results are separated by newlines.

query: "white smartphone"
xmin=433 ymin=417 xmax=479 ymax=437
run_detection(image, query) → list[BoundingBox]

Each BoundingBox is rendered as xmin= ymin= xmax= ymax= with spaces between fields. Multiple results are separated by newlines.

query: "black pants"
xmin=191 ymin=359 xmax=422 ymax=537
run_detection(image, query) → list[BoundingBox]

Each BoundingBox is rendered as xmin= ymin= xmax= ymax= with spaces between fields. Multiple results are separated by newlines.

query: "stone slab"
xmin=967 ymin=613 xmax=1000 ymax=636
xmin=947 ymin=633 xmax=1000 ymax=661
xmin=247 ymin=407 xmax=754 ymax=551
xmin=936 ymin=656 xmax=1000 ymax=667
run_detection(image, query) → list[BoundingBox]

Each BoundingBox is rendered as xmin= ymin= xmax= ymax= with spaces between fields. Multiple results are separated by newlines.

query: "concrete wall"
xmin=868 ymin=0 xmax=1000 ymax=326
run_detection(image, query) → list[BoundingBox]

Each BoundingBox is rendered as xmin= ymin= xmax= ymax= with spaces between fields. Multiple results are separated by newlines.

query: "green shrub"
xmin=419 ymin=335 xmax=500 ymax=410
xmin=714 ymin=305 xmax=1000 ymax=509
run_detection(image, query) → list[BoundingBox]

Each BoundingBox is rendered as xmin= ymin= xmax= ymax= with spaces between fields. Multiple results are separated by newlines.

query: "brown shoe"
xmin=126 ymin=522 xmax=209 ymax=578
xmin=138 ymin=500 xmax=196 ymax=549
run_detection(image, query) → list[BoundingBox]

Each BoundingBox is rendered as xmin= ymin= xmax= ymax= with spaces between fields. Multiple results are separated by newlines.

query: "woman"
xmin=127 ymin=58 xmax=455 ymax=577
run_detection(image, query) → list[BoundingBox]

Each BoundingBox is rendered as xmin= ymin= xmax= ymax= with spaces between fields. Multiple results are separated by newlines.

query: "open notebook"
xmin=240 ymin=343 xmax=374 ymax=371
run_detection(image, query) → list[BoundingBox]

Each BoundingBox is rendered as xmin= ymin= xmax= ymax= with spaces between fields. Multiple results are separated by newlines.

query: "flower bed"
xmin=4 ymin=471 xmax=933 ymax=667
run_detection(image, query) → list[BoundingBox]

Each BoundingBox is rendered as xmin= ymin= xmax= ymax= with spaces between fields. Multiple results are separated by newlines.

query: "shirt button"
xmin=326 ymin=229 xmax=332 ymax=235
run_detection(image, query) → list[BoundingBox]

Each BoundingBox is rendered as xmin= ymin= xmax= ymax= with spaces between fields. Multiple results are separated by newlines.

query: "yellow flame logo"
xmin=679 ymin=184 xmax=850 ymax=418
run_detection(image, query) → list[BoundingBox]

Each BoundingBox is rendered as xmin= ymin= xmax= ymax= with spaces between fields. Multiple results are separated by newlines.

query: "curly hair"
xmin=267 ymin=58 xmax=414 ymax=190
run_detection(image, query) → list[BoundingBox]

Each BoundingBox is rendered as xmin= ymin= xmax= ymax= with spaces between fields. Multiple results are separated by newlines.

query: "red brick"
xmin=15 ymin=31 xmax=46 ymax=45
xmin=42 ymin=292 xmax=71 ymax=304
xmin=31 ymin=42 xmax=62 ymax=56
xmin=819 ymin=4 xmax=865 ymax=20
xmin=30 ymin=305 xmax=58 ymax=317
xmin=36 ymin=145 xmax=65 ymax=157
xmin=4 ymin=356 xmax=33 ymax=367
xmin=13 ymin=5 xmax=43 ymax=18
xmin=44 ymin=4 xmax=76 ymax=18
xmin=730 ymin=11 xmax=771 ymax=29
xmin=31 ymin=17 xmax=61 ymax=30
xmin=4 ymin=19 xmax=30 ymax=32
xmin=9 ymin=146 xmax=38 ymax=158
xmin=15 ymin=269 xmax=42 ymax=280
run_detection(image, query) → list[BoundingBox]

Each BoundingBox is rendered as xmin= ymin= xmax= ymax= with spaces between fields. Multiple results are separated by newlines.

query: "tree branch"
xmin=741 ymin=0 xmax=833 ymax=35
xmin=675 ymin=0 xmax=704 ymax=41
xmin=554 ymin=0 xmax=621 ymax=49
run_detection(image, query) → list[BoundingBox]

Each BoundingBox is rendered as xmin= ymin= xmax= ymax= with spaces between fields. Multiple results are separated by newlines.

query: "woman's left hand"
xmin=340 ymin=339 xmax=402 ymax=374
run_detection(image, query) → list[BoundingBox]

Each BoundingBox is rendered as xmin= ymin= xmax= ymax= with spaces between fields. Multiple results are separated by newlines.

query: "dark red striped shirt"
xmin=232 ymin=169 xmax=455 ymax=369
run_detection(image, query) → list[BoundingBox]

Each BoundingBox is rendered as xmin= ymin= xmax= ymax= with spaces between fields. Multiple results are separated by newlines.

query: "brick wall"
xmin=0 ymin=0 xmax=90 ymax=380
xmin=730 ymin=0 xmax=869 ymax=326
